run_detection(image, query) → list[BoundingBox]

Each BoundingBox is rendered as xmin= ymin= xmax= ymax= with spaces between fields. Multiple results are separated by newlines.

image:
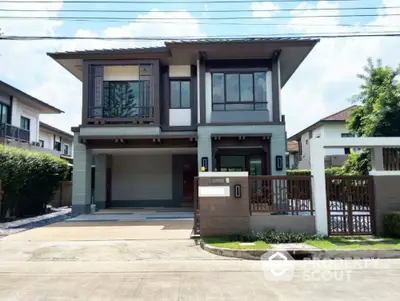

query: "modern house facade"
xmin=48 ymin=38 xmax=318 ymax=213
xmin=288 ymin=105 xmax=359 ymax=169
xmin=39 ymin=122 xmax=74 ymax=162
xmin=0 ymin=80 xmax=67 ymax=156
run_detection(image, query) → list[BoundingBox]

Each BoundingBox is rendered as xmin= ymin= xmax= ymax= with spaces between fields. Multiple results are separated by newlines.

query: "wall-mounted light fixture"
xmin=201 ymin=157 xmax=208 ymax=171
xmin=234 ymin=184 xmax=241 ymax=198
xmin=276 ymin=155 xmax=283 ymax=171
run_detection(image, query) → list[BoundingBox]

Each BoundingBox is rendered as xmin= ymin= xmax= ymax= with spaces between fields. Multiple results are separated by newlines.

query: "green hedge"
xmin=287 ymin=167 xmax=346 ymax=176
xmin=0 ymin=145 xmax=69 ymax=219
xmin=383 ymin=212 xmax=400 ymax=238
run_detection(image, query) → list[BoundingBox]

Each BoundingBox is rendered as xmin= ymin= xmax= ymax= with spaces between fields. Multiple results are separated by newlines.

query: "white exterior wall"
xmin=11 ymin=97 xmax=40 ymax=143
xmin=39 ymin=130 xmax=53 ymax=149
xmin=297 ymin=122 xmax=357 ymax=169
xmin=39 ymin=129 xmax=73 ymax=157
xmin=103 ymin=66 xmax=139 ymax=81
xmin=111 ymin=154 xmax=173 ymax=201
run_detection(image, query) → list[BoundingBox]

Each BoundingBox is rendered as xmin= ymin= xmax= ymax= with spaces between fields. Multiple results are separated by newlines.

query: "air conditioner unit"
xmin=31 ymin=141 xmax=41 ymax=147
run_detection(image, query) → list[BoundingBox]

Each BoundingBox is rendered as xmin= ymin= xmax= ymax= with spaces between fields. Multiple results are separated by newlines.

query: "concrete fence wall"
xmin=250 ymin=214 xmax=316 ymax=234
xmin=50 ymin=181 xmax=72 ymax=208
xmin=373 ymin=176 xmax=400 ymax=235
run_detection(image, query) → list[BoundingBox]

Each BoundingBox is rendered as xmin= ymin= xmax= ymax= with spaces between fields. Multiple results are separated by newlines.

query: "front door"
xmin=183 ymin=163 xmax=197 ymax=204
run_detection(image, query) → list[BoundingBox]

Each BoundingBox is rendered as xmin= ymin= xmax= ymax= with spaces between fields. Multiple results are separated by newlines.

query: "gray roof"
xmin=40 ymin=121 xmax=73 ymax=139
xmin=0 ymin=80 xmax=63 ymax=114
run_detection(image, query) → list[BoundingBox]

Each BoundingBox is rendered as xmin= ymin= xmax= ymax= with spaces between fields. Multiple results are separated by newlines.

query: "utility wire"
xmin=0 ymin=0 xmax=358 ymax=3
xmin=1 ymin=13 xmax=399 ymax=21
xmin=2 ymin=32 xmax=400 ymax=41
xmin=1 ymin=6 xmax=397 ymax=13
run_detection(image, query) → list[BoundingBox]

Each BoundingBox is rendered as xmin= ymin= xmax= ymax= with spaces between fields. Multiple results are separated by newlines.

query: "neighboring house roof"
xmin=48 ymin=37 xmax=319 ymax=87
xmin=0 ymin=80 xmax=64 ymax=114
xmin=39 ymin=122 xmax=73 ymax=139
xmin=287 ymin=141 xmax=299 ymax=153
xmin=288 ymin=105 xmax=359 ymax=141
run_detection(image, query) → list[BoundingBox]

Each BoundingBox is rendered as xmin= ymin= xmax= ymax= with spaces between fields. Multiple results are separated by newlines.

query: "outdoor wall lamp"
xmin=234 ymin=184 xmax=241 ymax=198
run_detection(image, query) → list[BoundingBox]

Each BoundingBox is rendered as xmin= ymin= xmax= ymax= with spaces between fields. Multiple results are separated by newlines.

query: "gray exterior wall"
xmin=211 ymin=111 xmax=270 ymax=123
xmin=197 ymin=124 xmax=287 ymax=175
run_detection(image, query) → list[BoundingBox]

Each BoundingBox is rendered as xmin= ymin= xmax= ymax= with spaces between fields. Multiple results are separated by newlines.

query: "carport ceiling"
xmin=92 ymin=148 xmax=197 ymax=155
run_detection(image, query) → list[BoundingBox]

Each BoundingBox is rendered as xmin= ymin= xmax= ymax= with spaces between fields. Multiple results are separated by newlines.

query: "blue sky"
xmin=0 ymin=0 xmax=399 ymax=135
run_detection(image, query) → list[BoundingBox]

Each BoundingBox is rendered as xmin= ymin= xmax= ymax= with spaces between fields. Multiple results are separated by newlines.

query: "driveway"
xmin=1 ymin=219 xmax=400 ymax=300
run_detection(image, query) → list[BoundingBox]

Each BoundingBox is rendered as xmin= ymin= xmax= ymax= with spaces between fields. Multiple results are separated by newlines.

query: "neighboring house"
xmin=286 ymin=140 xmax=299 ymax=170
xmin=48 ymin=37 xmax=319 ymax=213
xmin=288 ymin=105 xmax=359 ymax=169
xmin=39 ymin=122 xmax=74 ymax=163
xmin=0 ymin=80 xmax=64 ymax=154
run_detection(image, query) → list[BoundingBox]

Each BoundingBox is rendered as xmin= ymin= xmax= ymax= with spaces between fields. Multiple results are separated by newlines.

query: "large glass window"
xmin=170 ymin=80 xmax=190 ymax=109
xmin=212 ymin=71 xmax=267 ymax=111
xmin=0 ymin=103 xmax=10 ymax=124
xmin=103 ymin=81 xmax=140 ymax=117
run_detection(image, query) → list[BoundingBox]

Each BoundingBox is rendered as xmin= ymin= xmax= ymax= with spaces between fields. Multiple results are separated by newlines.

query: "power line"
xmin=2 ymin=32 xmax=400 ymax=41
xmin=1 ymin=13 xmax=399 ymax=21
xmin=0 ymin=0 xmax=358 ymax=3
xmin=1 ymin=6 xmax=397 ymax=13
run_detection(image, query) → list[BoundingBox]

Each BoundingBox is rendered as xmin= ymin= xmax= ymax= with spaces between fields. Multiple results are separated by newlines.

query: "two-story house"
xmin=0 ymin=80 xmax=66 ymax=150
xmin=48 ymin=38 xmax=319 ymax=214
xmin=288 ymin=105 xmax=359 ymax=169
xmin=39 ymin=122 xmax=74 ymax=163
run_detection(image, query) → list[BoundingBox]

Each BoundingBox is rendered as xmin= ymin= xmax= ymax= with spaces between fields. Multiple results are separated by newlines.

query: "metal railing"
xmin=249 ymin=176 xmax=313 ymax=215
xmin=88 ymin=105 xmax=155 ymax=124
xmin=0 ymin=123 xmax=30 ymax=142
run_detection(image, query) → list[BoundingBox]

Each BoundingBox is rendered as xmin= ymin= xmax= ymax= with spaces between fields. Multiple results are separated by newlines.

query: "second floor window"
xmin=54 ymin=141 xmax=61 ymax=151
xmin=212 ymin=72 xmax=267 ymax=111
xmin=20 ymin=116 xmax=30 ymax=131
xmin=170 ymin=80 xmax=190 ymax=109
xmin=0 ymin=103 xmax=10 ymax=124
xmin=39 ymin=140 xmax=44 ymax=148
xmin=63 ymin=144 xmax=69 ymax=155
xmin=103 ymin=81 xmax=140 ymax=118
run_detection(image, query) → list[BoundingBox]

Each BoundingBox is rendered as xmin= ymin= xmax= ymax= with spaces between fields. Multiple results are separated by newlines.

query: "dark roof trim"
xmin=0 ymin=80 xmax=63 ymax=114
xmin=40 ymin=122 xmax=73 ymax=139
xmin=79 ymin=134 xmax=197 ymax=140
xmin=47 ymin=38 xmax=319 ymax=59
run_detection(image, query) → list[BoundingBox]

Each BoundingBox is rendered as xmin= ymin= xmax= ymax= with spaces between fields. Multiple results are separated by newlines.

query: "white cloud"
xmin=251 ymin=2 xmax=280 ymax=18
xmin=0 ymin=7 xmax=205 ymax=133
xmin=282 ymin=0 xmax=400 ymax=137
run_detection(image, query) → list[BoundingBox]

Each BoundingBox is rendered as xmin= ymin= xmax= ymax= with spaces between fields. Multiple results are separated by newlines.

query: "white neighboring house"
xmin=39 ymin=122 xmax=73 ymax=163
xmin=288 ymin=105 xmax=359 ymax=169
xmin=286 ymin=140 xmax=299 ymax=170
xmin=0 ymin=80 xmax=72 ymax=161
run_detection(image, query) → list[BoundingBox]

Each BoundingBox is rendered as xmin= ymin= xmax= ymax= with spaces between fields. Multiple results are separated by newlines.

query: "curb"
xmin=200 ymin=240 xmax=400 ymax=260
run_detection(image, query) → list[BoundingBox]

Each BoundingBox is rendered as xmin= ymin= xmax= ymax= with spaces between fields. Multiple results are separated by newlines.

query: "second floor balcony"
xmin=88 ymin=105 xmax=155 ymax=125
xmin=0 ymin=123 xmax=30 ymax=143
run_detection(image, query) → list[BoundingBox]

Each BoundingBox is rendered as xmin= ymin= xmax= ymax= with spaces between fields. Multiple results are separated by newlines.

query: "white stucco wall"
xmin=169 ymin=65 xmax=191 ymax=78
xmin=103 ymin=66 xmax=139 ymax=81
xmin=39 ymin=130 xmax=53 ymax=149
xmin=111 ymin=154 xmax=173 ymax=201
xmin=11 ymin=97 xmax=40 ymax=143
xmin=297 ymin=123 xmax=357 ymax=169
xmin=169 ymin=109 xmax=191 ymax=126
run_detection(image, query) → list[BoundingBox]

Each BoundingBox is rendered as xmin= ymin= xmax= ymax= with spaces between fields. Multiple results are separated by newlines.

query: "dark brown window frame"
xmin=211 ymin=70 xmax=268 ymax=111
xmin=20 ymin=116 xmax=30 ymax=131
xmin=169 ymin=78 xmax=191 ymax=109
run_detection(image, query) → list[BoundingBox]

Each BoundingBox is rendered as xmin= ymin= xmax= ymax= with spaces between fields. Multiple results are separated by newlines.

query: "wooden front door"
xmin=183 ymin=163 xmax=197 ymax=201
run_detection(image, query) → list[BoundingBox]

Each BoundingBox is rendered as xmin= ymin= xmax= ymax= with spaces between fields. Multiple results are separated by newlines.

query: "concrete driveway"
xmin=1 ymin=219 xmax=400 ymax=300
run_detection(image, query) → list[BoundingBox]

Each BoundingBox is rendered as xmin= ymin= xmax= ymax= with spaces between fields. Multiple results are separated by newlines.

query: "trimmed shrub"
xmin=287 ymin=167 xmax=346 ymax=176
xmin=232 ymin=229 xmax=322 ymax=244
xmin=0 ymin=145 xmax=69 ymax=219
xmin=286 ymin=169 xmax=311 ymax=176
xmin=383 ymin=212 xmax=400 ymax=238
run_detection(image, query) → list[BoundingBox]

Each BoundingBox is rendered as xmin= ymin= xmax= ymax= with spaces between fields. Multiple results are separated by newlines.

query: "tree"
xmin=104 ymin=82 xmax=138 ymax=118
xmin=344 ymin=58 xmax=400 ymax=174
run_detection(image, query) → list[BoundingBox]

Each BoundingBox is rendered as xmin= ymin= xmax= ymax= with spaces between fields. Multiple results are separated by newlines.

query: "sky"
xmin=0 ymin=0 xmax=399 ymax=136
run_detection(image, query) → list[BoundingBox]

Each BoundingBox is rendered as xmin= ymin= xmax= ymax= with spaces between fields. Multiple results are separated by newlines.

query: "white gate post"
xmin=310 ymin=139 xmax=328 ymax=236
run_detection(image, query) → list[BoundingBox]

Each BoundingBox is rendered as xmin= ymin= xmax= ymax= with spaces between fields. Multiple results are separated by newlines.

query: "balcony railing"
xmin=88 ymin=105 xmax=155 ymax=124
xmin=0 ymin=123 xmax=30 ymax=142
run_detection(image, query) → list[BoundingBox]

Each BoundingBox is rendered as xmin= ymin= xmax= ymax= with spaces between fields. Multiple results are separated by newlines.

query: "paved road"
xmin=1 ymin=220 xmax=400 ymax=300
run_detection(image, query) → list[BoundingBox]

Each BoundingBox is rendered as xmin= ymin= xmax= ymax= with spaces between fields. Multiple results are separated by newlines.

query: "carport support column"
xmin=310 ymin=139 xmax=328 ymax=236
xmin=71 ymin=133 xmax=92 ymax=214
xmin=371 ymin=147 xmax=384 ymax=171
xmin=94 ymin=154 xmax=108 ymax=209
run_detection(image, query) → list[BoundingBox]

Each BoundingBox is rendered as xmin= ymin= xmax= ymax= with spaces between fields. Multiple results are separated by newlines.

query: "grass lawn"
xmin=306 ymin=236 xmax=400 ymax=249
xmin=202 ymin=237 xmax=271 ymax=249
